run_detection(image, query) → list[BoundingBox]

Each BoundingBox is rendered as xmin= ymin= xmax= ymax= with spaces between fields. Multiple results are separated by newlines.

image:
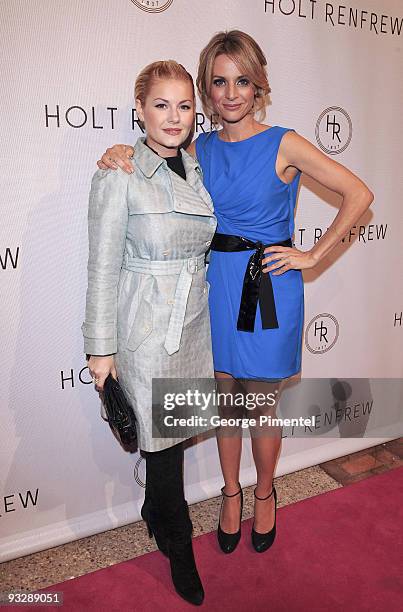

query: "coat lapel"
xmin=133 ymin=137 xmax=215 ymax=218
xmin=179 ymin=148 xmax=215 ymax=215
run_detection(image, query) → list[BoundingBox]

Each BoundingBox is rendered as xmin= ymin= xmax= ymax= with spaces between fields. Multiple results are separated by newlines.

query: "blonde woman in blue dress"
xmin=98 ymin=31 xmax=373 ymax=555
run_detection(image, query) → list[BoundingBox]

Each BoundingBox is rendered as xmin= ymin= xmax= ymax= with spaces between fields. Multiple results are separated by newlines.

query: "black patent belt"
xmin=210 ymin=233 xmax=293 ymax=332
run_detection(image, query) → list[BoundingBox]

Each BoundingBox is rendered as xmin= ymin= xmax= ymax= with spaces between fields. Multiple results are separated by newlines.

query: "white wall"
xmin=1 ymin=0 xmax=402 ymax=561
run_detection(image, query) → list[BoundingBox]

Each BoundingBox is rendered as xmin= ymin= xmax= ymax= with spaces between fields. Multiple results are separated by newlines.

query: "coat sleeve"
xmin=81 ymin=167 xmax=129 ymax=355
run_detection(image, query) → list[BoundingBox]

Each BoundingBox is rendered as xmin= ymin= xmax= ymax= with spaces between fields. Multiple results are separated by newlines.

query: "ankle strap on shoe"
xmin=254 ymin=486 xmax=275 ymax=501
xmin=221 ymin=484 xmax=242 ymax=498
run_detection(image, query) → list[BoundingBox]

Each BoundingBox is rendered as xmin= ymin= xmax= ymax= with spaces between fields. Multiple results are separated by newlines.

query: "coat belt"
xmin=122 ymin=254 xmax=206 ymax=355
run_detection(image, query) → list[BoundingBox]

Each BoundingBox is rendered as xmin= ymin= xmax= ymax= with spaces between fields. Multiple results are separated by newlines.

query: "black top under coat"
xmin=145 ymin=141 xmax=187 ymax=181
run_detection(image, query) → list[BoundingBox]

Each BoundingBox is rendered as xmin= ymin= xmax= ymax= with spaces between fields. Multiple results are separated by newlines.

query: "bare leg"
xmin=243 ymin=379 xmax=284 ymax=533
xmin=215 ymin=371 xmax=244 ymax=533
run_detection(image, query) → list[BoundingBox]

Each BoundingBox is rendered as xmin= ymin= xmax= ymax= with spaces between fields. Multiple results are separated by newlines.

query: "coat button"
xmin=162 ymin=250 xmax=169 ymax=256
xmin=206 ymin=240 xmax=211 ymax=246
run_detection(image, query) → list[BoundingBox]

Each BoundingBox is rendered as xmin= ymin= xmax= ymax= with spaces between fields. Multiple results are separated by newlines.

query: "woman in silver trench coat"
xmin=82 ymin=60 xmax=216 ymax=606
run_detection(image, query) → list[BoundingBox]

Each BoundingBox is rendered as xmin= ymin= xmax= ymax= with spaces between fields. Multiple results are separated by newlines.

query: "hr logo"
xmin=133 ymin=455 xmax=146 ymax=488
xmin=326 ymin=114 xmax=341 ymax=143
xmin=305 ymin=313 xmax=339 ymax=354
xmin=130 ymin=0 xmax=173 ymax=13
xmin=315 ymin=107 xmax=352 ymax=155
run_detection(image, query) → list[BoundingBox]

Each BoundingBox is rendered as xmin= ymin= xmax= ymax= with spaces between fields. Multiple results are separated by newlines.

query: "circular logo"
xmin=130 ymin=0 xmax=173 ymax=12
xmin=305 ymin=313 xmax=339 ymax=354
xmin=315 ymin=107 xmax=352 ymax=155
xmin=133 ymin=456 xmax=146 ymax=488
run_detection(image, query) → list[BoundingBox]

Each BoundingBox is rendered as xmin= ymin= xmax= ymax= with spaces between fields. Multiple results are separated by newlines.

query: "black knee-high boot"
xmin=141 ymin=442 xmax=204 ymax=606
xmin=141 ymin=478 xmax=168 ymax=556
xmin=141 ymin=443 xmax=186 ymax=556
xmin=140 ymin=447 xmax=169 ymax=557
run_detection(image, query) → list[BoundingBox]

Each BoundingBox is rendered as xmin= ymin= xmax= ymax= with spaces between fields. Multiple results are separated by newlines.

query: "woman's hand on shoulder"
xmin=97 ymin=145 xmax=134 ymax=174
xmin=87 ymin=355 xmax=117 ymax=391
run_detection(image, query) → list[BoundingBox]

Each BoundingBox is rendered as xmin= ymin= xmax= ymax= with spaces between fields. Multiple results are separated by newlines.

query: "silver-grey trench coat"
xmin=82 ymin=137 xmax=217 ymax=451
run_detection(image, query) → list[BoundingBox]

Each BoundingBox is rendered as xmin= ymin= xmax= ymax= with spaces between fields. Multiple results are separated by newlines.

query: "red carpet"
xmin=27 ymin=467 xmax=403 ymax=611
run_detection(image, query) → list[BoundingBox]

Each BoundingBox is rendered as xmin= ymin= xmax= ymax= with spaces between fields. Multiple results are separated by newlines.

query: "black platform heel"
xmin=141 ymin=498 xmax=168 ymax=557
xmin=251 ymin=485 xmax=277 ymax=553
xmin=217 ymin=483 xmax=243 ymax=554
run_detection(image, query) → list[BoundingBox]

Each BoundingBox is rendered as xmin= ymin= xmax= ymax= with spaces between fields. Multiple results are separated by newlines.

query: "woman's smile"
xmin=163 ymin=128 xmax=182 ymax=135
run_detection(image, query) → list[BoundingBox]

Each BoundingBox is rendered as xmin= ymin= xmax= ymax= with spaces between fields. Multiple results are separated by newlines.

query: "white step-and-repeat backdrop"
xmin=1 ymin=0 xmax=402 ymax=562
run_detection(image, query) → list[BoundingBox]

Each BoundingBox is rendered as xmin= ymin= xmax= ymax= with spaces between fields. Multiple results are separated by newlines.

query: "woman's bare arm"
xmin=262 ymin=130 xmax=374 ymax=273
xmin=97 ymin=136 xmax=198 ymax=173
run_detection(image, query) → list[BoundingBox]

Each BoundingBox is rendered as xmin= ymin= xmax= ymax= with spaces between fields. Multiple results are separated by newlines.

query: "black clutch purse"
xmin=101 ymin=373 xmax=138 ymax=453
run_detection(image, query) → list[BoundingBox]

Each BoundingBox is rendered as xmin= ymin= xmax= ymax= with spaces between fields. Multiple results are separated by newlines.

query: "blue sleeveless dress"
xmin=196 ymin=126 xmax=304 ymax=380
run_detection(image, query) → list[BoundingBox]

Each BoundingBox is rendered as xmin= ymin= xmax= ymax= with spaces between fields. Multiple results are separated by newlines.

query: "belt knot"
xmin=210 ymin=232 xmax=292 ymax=332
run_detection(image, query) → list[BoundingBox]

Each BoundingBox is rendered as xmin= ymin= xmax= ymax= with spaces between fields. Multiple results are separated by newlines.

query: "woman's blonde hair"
xmin=135 ymin=60 xmax=195 ymax=129
xmin=196 ymin=30 xmax=271 ymax=122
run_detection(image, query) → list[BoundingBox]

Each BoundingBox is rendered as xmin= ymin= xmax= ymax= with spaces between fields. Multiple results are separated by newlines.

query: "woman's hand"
xmin=97 ymin=144 xmax=134 ymax=174
xmin=262 ymin=245 xmax=318 ymax=275
xmin=88 ymin=355 xmax=117 ymax=391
